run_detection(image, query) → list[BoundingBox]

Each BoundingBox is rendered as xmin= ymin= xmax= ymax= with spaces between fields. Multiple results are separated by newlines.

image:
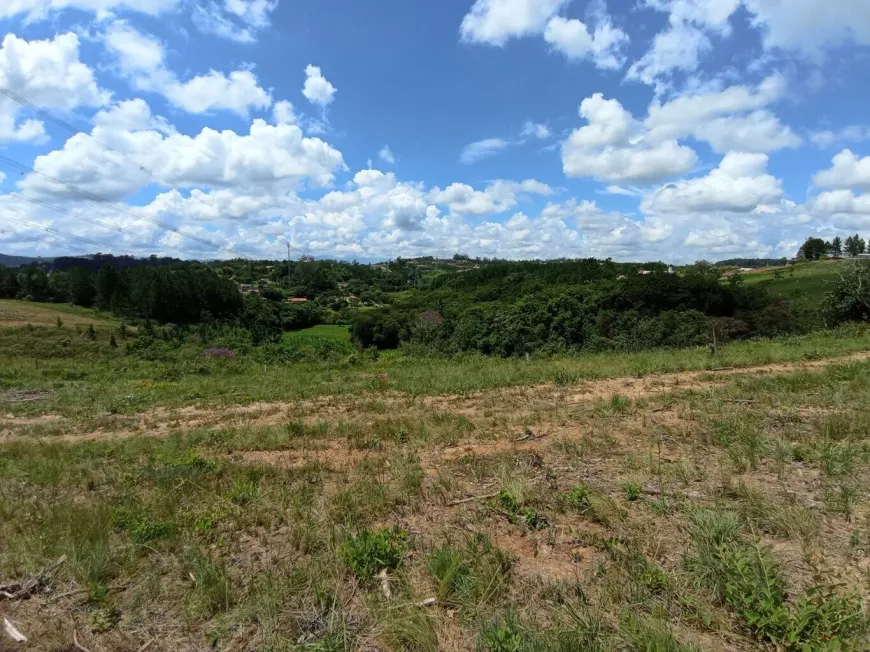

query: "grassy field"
xmin=0 ymin=299 xmax=122 ymax=329
xmin=285 ymin=324 xmax=352 ymax=343
xmin=740 ymin=260 xmax=846 ymax=311
xmin=3 ymin=307 xmax=870 ymax=650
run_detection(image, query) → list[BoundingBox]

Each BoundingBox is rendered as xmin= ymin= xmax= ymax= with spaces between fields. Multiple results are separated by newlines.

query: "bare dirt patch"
xmin=0 ymin=389 xmax=53 ymax=404
xmin=3 ymin=351 xmax=869 ymax=446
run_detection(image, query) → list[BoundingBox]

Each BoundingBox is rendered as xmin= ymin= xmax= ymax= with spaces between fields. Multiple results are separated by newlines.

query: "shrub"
xmin=340 ymin=527 xmax=407 ymax=581
xmin=823 ymin=262 xmax=870 ymax=325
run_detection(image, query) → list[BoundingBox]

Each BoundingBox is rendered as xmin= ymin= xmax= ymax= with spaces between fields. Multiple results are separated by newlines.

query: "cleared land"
xmin=3 ymin=310 xmax=870 ymax=651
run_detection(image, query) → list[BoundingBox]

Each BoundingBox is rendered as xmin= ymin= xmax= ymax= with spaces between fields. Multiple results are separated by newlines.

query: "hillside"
xmin=0 ymin=252 xmax=52 ymax=266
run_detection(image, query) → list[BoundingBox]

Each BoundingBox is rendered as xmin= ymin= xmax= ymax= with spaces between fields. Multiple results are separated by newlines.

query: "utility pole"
xmin=286 ymin=241 xmax=291 ymax=288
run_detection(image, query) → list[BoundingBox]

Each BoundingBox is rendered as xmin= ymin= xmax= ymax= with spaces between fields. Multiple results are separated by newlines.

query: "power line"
xmin=0 ymin=86 xmax=253 ymax=261
xmin=0 ymin=228 xmax=91 ymax=256
xmin=0 ymin=185 xmax=202 ymax=259
xmin=0 ymin=85 xmax=150 ymax=174
xmin=1 ymin=214 xmax=137 ymax=256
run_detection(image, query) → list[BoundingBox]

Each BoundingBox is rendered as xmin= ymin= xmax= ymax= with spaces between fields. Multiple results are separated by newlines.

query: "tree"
xmin=67 ymin=267 xmax=96 ymax=307
xmin=823 ymin=262 xmax=870 ymax=324
xmin=18 ymin=267 xmax=52 ymax=302
xmin=95 ymin=264 xmax=119 ymax=310
xmin=829 ymin=236 xmax=843 ymax=257
xmin=796 ymin=237 xmax=828 ymax=261
xmin=0 ymin=266 xmax=19 ymax=299
xmin=845 ymin=234 xmax=866 ymax=257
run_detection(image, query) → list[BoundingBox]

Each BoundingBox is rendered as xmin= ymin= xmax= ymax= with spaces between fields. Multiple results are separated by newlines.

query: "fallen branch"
xmin=0 ymin=555 xmax=66 ymax=601
xmin=73 ymin=629 xmax=91 ymax=652
xmin=725 ymin=399 xmax=756 ymax=404
xmin=447 ymin=492 xmax=499 ymax=507
xmin=3 ymin=618 xmax=27 ymax=643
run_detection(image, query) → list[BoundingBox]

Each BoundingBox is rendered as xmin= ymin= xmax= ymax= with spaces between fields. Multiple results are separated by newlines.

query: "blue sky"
xmin=0 ymin=0 xmax=869 ymax=263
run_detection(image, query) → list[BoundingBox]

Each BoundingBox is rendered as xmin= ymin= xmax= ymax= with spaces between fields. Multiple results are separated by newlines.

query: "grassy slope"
xmin=2 ymin=321 xmax=870 ymax=423
xmin=0 ymin=299 xmax=122 ymax=329
xmin=3 ymin=335 xmax=870 ymax=650
xmin=741 ymin=259 xmax=845 ymax=310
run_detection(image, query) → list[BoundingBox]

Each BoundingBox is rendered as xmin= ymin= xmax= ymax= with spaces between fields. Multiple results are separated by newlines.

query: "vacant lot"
xmin=3 ymin=317 xmax=870 ymax=651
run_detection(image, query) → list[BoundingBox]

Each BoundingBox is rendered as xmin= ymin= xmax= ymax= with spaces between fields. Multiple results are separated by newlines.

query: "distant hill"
xmin=0 ymin=253 xmax=53 ymax=266
xmin=1 ymin=252 xmax=185 ymax=271
xmin=715 ymin=257 xmax=789 ymax=268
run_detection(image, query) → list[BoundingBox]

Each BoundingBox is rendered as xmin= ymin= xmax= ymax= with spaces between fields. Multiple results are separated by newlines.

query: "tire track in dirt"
xmin=3 ymin=350 xmax=870 ymax=445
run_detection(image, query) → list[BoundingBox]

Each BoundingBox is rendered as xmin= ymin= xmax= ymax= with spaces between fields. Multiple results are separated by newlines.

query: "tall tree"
xmin=67 ymin=267 xmax=96 ymax=307
xmin=797 ymin=237 xmax=828 ymax=261
xmin=95 ymin=264 xmax=119 ymax=310
xmin=829 ymin=236 xmax=843 ymax=257
xmin=845 ymin=234 xmax=866 ymax=257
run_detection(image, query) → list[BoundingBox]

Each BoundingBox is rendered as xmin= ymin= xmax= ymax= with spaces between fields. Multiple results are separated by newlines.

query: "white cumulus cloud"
xmin=543 ymin=15 xmax=628 ymax=69
xmin=562 ymin=93 xmax=697 ymax=183
xmin=813 ymin=150 xmax=870 ymax=191
xmin=0 ymin=32 xmax=110 ymax=144
xmin=643 ymin=152 xmax=783 ymax=213
xmin=302 ymin=65 xmax=336 ymax=108
xmin=0 ymin=0 xmax=179 ymax=20
xmin=103 ymin=22 xmax=272 ymax=116
xmin=428 ymin=179 xmax=552 ymax=215
xmin=459 ymin=0 xmax=568 ymax=45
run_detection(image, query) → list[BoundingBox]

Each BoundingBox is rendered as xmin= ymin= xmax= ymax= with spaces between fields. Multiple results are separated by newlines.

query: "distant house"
xmin=287 ymin=297 xmax=309 ymax=303
xmin=638 ymin=270 xmax=652 ymax=275
xmin=238 ymin=283 xmax=258 ymax=294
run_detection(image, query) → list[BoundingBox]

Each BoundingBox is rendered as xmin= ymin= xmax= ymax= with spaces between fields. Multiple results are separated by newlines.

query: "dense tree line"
xmin=350 ymin=264 xmax=797 ymax=356
xmin=798 ymin=235 xmax=867 ymax=261
xmin=0 ymin=263 xmax=244 ymax=324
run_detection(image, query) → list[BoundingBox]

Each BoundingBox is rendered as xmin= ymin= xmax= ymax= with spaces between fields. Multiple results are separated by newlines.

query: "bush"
xmin=823 ymin=262 xmax=870 ymax=325
xmin=340 ymin=527 xmax=407 ymax=581
xmin=350 ymin=309 xmax=412 ymax=350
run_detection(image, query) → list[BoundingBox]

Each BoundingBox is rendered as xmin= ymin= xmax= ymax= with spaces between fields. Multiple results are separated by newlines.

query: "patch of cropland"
xmin=3 ymin=319 xmax=870 ymax=650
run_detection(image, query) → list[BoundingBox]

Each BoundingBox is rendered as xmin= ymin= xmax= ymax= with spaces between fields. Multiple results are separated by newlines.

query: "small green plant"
xmin=621 ymin=615 xmax=702 ymax=652
xmin=684 ymin=509 xmax=869 ymax=649
xmin=110 ymin=505 xmax=176 ymax=544
xmin=109 ymin=334 xmax=118 ymax=348
xmin=56 ymin=315 xmax=63 ymax=329
xmin=565 ymin=484 xmax=592 ymax=514
xmin=340 ymin=527 xmax=407 ymax=582
xmin=183 ymin=548 xmax=236 ymax=616
xmin=427 ymin=535 xmax=513 ymax=616
xmin=496 ymin=489 xmax=548 ymax=530
xmin=86 ymin=324 xmax=97 ymax=340
xmin=620 ymin=481 xmax=643 ymax=502
xmin=89 ymin=602 xmax=122 ymax=633
xmin=227 ymin=478 xmax=258 ymax=506
xmin=478 ymin=612 xmax=524 ymax=652
xmin=554 ymin=370 xmax=579 ymax=386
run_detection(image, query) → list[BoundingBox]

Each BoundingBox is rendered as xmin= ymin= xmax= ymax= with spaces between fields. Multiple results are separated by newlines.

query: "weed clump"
xmin=340 ymin=527 xmax=407 ymax=582
xmin=684 ymin=509 xmax=868 ymax=649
